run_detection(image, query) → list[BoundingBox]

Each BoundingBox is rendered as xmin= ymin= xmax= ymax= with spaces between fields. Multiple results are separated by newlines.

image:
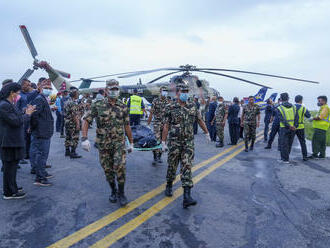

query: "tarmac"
xmin=1 ymin=122 xmax=330 ymax=248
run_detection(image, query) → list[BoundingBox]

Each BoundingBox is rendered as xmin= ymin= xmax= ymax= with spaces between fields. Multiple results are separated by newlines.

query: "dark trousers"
xmin=24 ymin=131 xmax=31 ymax=159
xmin=193 ymin=121 xmax=198 ymax=134
xmin=209 ymin=122 xmax=216 ymax=141
xmin=295 ymin=129 xmax=308 ymax=158
xmin=239 ymin=118 xmax=244 ymax=139
xmin=229 ymin=123 xmax=240 ymax=145
xmin=60 ymin=114 xmax=65 ymax=135
xmin=30 ymin=136 xmax=51 ymax=180
xmin=267 ymin=122 xmax=280 ymax=149
xmin=280 ymin=128 xmax=295 ymax=161
xmin=312 ymin=128 xmax=327 ymax=157
xmin=2 ymin=160 xmax=19 ymax=196
xmin=130 ymin=114 xmax=141 ymax=126
xmin=264 ymin=121 xmax=270 ymax=141
xmin=56 ymin=111 xmax=63 ymax=133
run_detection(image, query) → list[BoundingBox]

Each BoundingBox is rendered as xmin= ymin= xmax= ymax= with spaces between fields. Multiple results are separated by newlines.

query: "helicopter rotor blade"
xmin=70 ymin=68 xmax=182 ymax=82
xmin=90 ymin=80 xmax=105 ymax=82
xmin=118 ymin=68 xmax=182 ymax=78
xmin=69 ymin=71 xmax=159 ymax=82
xmin=19 ymin=25 xmax=38 ymax=59
xmin=55 ymin=69 xmax=71 ymax=79
xmin=198 ymin=70 xmax=272 ymax=89
xmin=197 ymin=68 xmax=319 ymax=84
xmin=147 ymin=71 xmax=183 ymax=84
xmin=17 ymin=69 xmax=34 ymax=85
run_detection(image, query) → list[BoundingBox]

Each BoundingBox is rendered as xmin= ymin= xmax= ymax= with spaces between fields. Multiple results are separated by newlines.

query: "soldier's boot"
xmin=65 ymin=147 xmax=71 ymax=157
xmin=70 ymin=147 xmax=82 ymax=159
xmin=216 ymin=140 xmax=224 ymax=148
xmin=118 ymin=184 xmax=128 ymax=207
xmin=244 ymin=141 xmax=249 ymax=152
xmin=109 ymin=182 xmax=117 ymax=203
xmin=264 ymin=144 xmax=271 ymax=149
xmin=157 ymin=153 xmax=163 ymax=164
xmin=183 ymin=187 xmax=197 ymax=209
xmin=152 ymin=152 xmax=157 ymax=165
xmin=250 ymin=139 xmax=255 ymax=151
xmin=165 ymin=182 xmax=173 ymax=197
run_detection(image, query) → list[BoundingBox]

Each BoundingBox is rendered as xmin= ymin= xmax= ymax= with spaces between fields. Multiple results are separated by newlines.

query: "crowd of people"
xmin=200 ymin=92 xmax=329 ymax=163
xmin=0 ymin=71 xmax=329 ymax=209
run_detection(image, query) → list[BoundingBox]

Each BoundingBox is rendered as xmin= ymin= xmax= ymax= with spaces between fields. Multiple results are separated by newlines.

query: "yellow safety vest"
xmin=313 ymin=104 xmax=330 ymax=131
xmin=278 ymin=105 xmax=296 ymax=128
xmin=296 ymin=105 xmax=306 ymax=130
xmin=129 ymin=95 xmax=143 ymax=115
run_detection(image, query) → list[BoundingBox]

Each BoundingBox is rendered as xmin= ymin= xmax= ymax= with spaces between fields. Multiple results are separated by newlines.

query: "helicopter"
xmin=17 ymin=25 xmax=71 ymax=84
xmin=17 ymin=25 xmax=319 ymax=102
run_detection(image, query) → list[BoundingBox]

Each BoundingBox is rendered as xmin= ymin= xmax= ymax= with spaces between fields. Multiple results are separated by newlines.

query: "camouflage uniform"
xmin=242 ymin=104 xmax=260 ymax=142
xmin=164 ymin=99 xmax=202 ymax=188
xmin=83 ymin=98 xmax=129 ymax=184
xmin=151 ymin=96 xmax=170 ymax=157
xmin=215 ymin=103 xmax=228 ymax=144
xmin=64 ymin=98 xmax=81 ymax=149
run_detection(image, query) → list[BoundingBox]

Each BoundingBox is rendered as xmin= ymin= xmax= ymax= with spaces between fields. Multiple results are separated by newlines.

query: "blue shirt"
xmin=208 ymin=101 xmax=218 ymax=122
xmin=227 ymin=103 xmax=240 ymax=124
xmin=264 ymin=104 xmax=273 ymax=122
xmin=55 ymin=97 xmax=62 ymax=113
xmin=16 ymin=90 xmax=39 ymax=112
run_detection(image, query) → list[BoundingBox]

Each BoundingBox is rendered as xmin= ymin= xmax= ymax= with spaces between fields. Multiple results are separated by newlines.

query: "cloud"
xmin=1 ymin=0 xmax=329 ymax=108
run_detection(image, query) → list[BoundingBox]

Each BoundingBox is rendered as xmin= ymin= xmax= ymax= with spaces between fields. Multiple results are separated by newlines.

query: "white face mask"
xmin=161 ymin=91 xmax=168 ymax=97
xmin=42 ymin=89 xmax=52 ymax=96
xmin=108 ymin=90 xmax=120 ymax=98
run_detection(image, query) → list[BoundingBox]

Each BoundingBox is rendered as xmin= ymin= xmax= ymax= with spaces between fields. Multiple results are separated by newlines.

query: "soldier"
xmin=64 ymin=87 xmax=82 ymax=159
xmin=147 ymin=86 xmax=170 ymax=165
xmin=212 ymin=96 xmax=228 ymax=148
xmin=81 ymin=79 xmax=134 ymax=207
xmin=161 ymin=82 xmax=210 ymax=209
xmin=264 ymin=98 xmax=273 ymax=142
xmin=241 ymin=96 xmax=261 ymax=152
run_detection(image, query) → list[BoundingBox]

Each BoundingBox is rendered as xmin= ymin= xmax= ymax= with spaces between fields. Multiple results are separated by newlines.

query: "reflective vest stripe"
xmin=129 ymin=95 xmax=143 ymax=115
xmin=278 ymin=105 xmax=296 ymax=128
xmin=313 ymin=104 xmax=330 ymax=130
xmin=296 ymin=106 xmax=306 ymax=130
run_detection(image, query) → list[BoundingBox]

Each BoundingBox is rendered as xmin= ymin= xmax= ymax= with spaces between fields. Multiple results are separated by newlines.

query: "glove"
xmin=81 ymin=139 xmax=91 ymax=152
xmin=127 ymin=143 xmax=134 ymax=153
xmin=205 ymin=133 xmax=211 ymax=142
xmin=162 ymin=141 xmax=168 ymax=153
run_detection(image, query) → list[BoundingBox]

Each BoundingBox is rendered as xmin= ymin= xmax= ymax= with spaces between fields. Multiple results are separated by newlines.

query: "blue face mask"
xmin=42 ymin=89 xmax=52 ymax=96
xmin=180 ymin=93 xmax=188 ymax=102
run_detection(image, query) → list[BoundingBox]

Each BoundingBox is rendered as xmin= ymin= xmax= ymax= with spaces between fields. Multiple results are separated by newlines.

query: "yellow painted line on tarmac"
xmin=91 ymin=134 xmax=264 ymax=248
xmin=48 ymin=132 xmax=262 ymax=248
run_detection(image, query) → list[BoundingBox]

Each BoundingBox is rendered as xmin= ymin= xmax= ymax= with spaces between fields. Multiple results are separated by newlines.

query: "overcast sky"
xmin=1 ymin=0 xmax=329 ymax=108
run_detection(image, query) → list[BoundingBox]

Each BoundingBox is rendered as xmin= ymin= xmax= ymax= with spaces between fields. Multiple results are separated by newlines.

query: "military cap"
xmin=160 ymin=85 xmax=168 ymax=91
xmin=69 ymin=86 xmax=79 ymax=92
xmin=106 ymin=79 xmax=119 ymax=89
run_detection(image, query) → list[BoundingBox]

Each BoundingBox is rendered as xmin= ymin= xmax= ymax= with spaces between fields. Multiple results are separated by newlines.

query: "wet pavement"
xmin=1 ymin=123 xmax=330 ymax=248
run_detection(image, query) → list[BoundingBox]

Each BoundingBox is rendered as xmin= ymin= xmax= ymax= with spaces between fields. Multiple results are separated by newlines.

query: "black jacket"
xmin=227 ymin=104 xmax=240 ymax=124
xmin=0 ymin=99 xmax=29 ymax=148
xmin=30 ymin=94 xmax=54 ymax=139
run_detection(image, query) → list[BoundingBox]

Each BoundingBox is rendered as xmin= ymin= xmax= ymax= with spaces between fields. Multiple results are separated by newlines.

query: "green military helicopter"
xmin=18 ymin=25 xmax=319 ymax=103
